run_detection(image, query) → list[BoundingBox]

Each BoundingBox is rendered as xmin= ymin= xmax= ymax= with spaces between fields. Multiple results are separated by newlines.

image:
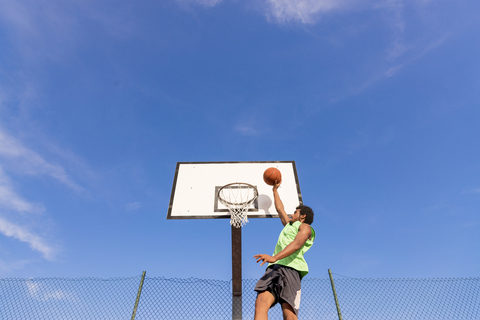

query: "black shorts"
xmin=254 ymin=264 xmax=302 ymax=316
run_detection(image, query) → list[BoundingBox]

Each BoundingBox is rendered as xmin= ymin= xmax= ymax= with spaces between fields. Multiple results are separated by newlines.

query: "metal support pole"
xmin=131 ymin=271 xmax=146 ymax=320
xmin=232 ymin=225 xmax=242 ymax=320
xmin=328 ymin=269 xmax=343 ymax=320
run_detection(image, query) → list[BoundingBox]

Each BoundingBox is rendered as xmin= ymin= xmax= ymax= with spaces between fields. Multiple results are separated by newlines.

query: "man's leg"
xmin=254 ymin=291 xmax=275 ymax=320
xmin=281 ymin=302 xmax=297 ymax=320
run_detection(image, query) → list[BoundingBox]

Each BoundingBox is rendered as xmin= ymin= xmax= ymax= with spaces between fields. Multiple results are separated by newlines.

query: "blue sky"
xmin=0 ymin=0 xmax=479 ymax=281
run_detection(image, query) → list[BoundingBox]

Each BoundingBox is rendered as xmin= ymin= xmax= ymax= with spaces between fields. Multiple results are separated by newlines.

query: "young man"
xmin=253 ymin=181 xmax=315 ymax=320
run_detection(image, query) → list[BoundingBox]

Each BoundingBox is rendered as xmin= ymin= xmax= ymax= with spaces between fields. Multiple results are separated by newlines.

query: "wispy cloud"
xmin=0 ymin=0 xmax=137 ymax=68
xmin=375 ymin=0 xmax=407 ymax=60
xmin=463 ymin=188 xmax=480 ymax=195
xmin=0 ymin=168 xmax=53 ymax=260
xmin=125 ymin=202 xmax=142 ymax=211
xmin=0 ymin=127 xmax=86 ymax=260
xmin=0 ymin=128 xmax=84 ymax=193
xmin=265 ymin=0 xmax=355 ymax=24
xmin=0 ymin=169 xmax=44 ymax=214
xmin=234 ymin=124 xmax=259 ymax=136
xmin=176 ymin=0 xmax=359 ymax=24
xmin=26 ymin=280 xmax=74 ymax=301
xmin=347 ymin=31 xmax=450 ymax=97
xmin=0 ymin=217 xmax=56 ymax=260
xmin=0 ymin=1 xmax=70 ymax=63
xmin=176 ymin=0 xmax=224 ymax=7
xmin=233 ymin=113 xmax=263 ymax=136
xmin=385 ymin=33 xmax=450 ymax=77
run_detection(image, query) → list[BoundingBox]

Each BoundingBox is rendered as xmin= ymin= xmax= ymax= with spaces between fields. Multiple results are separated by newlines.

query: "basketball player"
xmin=253 ymin=181 xmax=315 ymax=320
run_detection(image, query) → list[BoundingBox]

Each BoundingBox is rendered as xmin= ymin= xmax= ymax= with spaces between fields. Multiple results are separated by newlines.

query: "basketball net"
xmin=217 ymin=183 xmax=258 ymax=228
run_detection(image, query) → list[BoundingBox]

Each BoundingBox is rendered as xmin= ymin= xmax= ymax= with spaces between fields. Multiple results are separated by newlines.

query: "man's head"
xmin=290 ymin=205 xmax=314 ymax=225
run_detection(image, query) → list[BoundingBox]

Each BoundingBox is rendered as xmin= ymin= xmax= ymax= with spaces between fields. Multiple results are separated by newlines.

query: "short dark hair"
xmin=296 ymin=204 xmax=314 ymax=225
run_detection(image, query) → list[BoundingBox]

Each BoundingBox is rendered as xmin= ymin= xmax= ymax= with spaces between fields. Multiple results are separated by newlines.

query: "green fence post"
xmin=328 ymin=269 xmax=343 ymax=320
xmin=131 ymin=271 xmax=146 ymax=320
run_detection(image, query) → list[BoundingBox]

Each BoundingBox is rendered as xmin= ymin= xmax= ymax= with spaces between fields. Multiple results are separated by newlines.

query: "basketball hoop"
xmin=217 ymin=183 xmax=258 ymax=228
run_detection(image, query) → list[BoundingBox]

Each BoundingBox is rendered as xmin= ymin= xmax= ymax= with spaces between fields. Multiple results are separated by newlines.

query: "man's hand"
xmin=253 ymin=254 xmax=277 ymax=267
xmin=272 ymin=180 xmax=281 ymax=191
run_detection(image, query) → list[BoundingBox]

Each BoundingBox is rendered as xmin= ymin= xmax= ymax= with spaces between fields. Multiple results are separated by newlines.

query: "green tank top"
xmin=269 ymin=221 xmax=315 ymax=279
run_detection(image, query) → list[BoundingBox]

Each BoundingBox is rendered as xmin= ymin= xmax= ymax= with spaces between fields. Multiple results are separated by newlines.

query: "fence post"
xmin=328 ymin=269 xmax=343 ymax=320
xmin=131 ymin=271 xmax=146 ymax=320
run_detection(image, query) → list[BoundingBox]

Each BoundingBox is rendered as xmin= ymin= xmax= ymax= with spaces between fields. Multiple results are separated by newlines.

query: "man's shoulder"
xmin=302 ymin=223 xmax=315 ymax=242
xmin=299 ymin=222 xmax=312 ymax=233
xmin=290 ymin=221 xmax=312 ymax=235
xmin=295 ymin=221 xmax=311 ymax=229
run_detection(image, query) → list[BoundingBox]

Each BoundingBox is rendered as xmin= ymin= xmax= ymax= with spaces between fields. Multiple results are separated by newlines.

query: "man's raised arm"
xmin=273 ymin=181 xmax=290 ymax=226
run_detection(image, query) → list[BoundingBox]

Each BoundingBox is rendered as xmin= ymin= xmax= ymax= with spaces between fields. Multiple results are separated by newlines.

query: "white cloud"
xmin=235 ymin=124 xmax=259 ymax=136
xmin=0 ymin=169 xmax=44 ymax=213
xmin=176 ymin=0 xmax=224 ymax=7
xmin=0 ymin=217 xmax=56 ymax=260
xmin=385 ymin=33 xmax=450 ymax=77
xmin=125 ymin=202 xmax=142 ymax=211
xmin=26 ymin=280 xmax=40 ymax=295
xmin=0 ymin=128 xmax=84 ymax=193
xmin=264 ymin=0 xmax=355 ymax=24
xmin=0 ymin=1 xmax=65 ymax=63
xmin=0 ymin=127 xmax=85 ymax=260
xmin=463 ymin=188 xmax=480 ymax=195
xmin=175 ymin=0 xmax=358 ymax=24
xmin=0 ymin=1 xmax=39 ymax=39
xmin=26 ymin=280 xmax=74 ymax=301
xmin=0 ymin=0 xmax=138 ymax=68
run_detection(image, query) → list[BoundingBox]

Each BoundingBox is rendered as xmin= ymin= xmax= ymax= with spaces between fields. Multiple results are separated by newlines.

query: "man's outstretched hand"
xmin=253 ymin=254 xmax=277 ymax=267
xmin=272 ymin=180 xmax=282 ymax=191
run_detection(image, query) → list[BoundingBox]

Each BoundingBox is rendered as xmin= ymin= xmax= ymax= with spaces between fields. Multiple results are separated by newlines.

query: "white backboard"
xmin=167 ymin=161 xmax=302 ymax=219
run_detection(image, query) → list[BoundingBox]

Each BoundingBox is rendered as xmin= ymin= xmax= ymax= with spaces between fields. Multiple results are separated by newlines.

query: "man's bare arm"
xmin=273 ymin=181 xmax=290 ymax=226
xmin=254 ymin=223 xmax=312 ymax=266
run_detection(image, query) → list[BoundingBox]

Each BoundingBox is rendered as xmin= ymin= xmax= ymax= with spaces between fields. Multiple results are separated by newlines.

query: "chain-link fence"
xmin=1 ymin=273 xmax=479 ymax=319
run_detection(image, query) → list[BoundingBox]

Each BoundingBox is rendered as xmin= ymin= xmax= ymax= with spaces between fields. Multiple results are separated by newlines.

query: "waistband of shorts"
xmin=268 ymin=264 xmax=300 ymax=274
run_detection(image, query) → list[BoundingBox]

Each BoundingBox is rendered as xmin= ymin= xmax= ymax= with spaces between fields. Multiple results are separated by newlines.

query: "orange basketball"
xmin=263 ymin=167 xmax=282 ymax=186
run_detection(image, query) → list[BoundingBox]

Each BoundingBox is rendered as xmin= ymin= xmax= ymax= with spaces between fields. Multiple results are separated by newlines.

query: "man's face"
xmin=290 ymin=208 xmax=304 ymax=223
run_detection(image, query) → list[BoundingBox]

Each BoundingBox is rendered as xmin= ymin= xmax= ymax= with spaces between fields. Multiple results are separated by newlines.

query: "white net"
xmin=217 ymin=183 xmax=258 ymax=228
